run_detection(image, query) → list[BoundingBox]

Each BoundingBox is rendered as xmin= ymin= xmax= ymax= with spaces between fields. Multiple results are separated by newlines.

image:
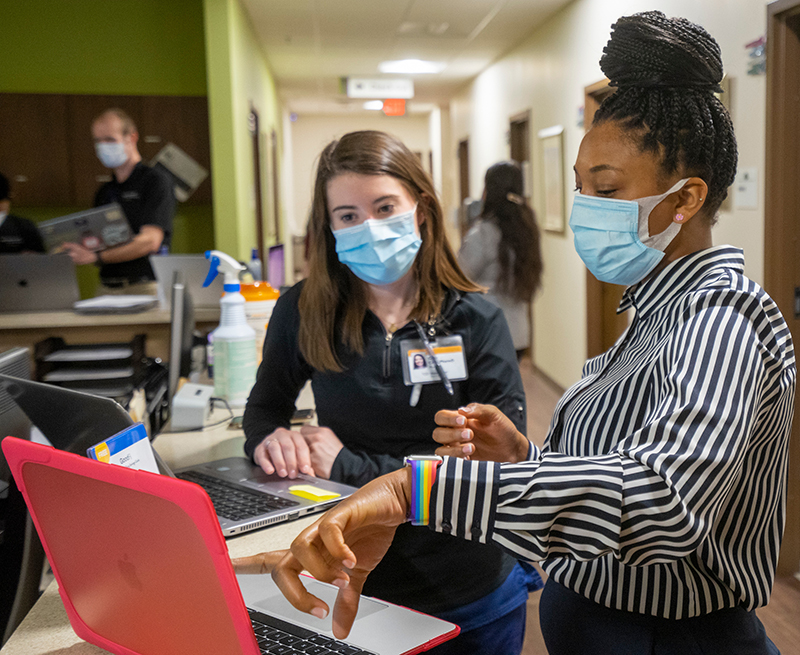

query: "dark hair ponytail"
xmin=481 ymin=161 xmax=542 ymax=301
xmin=593 ymin=11 xmax=737 ymax=220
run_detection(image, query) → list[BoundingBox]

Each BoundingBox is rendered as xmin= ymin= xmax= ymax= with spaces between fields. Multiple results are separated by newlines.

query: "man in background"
xmin=0 ymin=172 xmax=45 ymax=254
xmin=62 ymin=108 xmax=175 ymax=295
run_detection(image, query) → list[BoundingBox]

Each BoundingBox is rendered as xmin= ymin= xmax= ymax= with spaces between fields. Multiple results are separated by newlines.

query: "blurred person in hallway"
xmin=458 ymin=161 xmax=542 ymax=359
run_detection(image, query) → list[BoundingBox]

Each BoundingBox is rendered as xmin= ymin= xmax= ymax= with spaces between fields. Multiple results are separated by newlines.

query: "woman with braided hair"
xmin=458 ymin=161 xmax=543 ymax=358
xmin=243 ymin=12 xmax=794 ymax=655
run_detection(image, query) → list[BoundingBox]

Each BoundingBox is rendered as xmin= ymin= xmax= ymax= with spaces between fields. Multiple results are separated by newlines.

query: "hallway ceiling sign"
xmin=346 ymin=78 xmax=414 ymax=99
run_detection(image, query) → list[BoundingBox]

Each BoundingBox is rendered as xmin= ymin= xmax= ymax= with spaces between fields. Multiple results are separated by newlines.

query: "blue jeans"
xmin=428 ymin=602 xmax=527 ymax=655
xmin=539 ymin=579 xmax=780 ymax=655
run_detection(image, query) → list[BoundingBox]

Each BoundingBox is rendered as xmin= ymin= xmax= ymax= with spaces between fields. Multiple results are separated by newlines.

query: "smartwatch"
xmin=404 ymin=455 xmax=443 ymax=526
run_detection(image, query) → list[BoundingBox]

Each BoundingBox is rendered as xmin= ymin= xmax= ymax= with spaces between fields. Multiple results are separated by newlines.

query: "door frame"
xmin=248 ymin=107 xmax=265 ymax=272
xmin=765 ymin=0 xmax=800 ymax=576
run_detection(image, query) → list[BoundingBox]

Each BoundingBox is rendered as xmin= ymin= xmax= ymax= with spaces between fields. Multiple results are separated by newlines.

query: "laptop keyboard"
xmin=249 ymin=609 xmax=377 ymax=655
xmin=177 ymin=470 xmax=299 ymax=521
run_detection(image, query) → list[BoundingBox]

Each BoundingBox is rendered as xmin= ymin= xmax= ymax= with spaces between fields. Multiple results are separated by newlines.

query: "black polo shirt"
xmin=94 ymin=161 xmax=175 ymax=282
xmin=0 ymin=214 xmax=46 ymax=254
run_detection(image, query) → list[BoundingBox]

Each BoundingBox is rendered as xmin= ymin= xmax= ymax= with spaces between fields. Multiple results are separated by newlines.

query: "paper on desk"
xmin=73 ymin=295 xmax=158 ymax=313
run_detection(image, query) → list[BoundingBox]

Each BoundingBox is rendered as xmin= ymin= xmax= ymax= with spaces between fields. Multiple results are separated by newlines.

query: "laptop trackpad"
xmin=239 ymin=574 xmax=386 ymax=635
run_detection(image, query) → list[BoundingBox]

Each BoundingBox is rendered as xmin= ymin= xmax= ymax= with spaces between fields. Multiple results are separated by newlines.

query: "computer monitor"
xmin=150 ymin=254 xmax=224 ymax=309
xmin=267 ymin=244 xmax=285 ymax=289
xmin=0 ymin=349 xmax=31 ymax=444
xmin=168 ymin=271 xmax=196 ymax=406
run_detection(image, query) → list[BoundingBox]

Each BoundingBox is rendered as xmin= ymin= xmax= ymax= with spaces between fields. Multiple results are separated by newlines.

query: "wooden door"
xmin=509 ymin=112 xmax=531 ymax=197
xmin=457 ymin=139 xmax=470 ymax=237
xmin=249 ymin=108 xmax=265 ymax=273
xmin=765 ymin=0 xmax=800 ymax=576
xmin=270 ymin=129 xmax=280 ymax=243
xmin=0 ymin=94 xmax=72 ymax=206
xmin=583 ymin=80 xmax=628 ymax=359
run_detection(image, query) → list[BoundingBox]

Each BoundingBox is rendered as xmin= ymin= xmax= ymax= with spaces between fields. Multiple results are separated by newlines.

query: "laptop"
xmin=150 ymin=253 xmax=225 ymax=309
xmin=0 ymin=373 xmax=355 ymax=536
xmin=1 ymin=437 xmax=459 ymax=655
xmin=0 ymin=253 xmax=80 ymax=313
xmin=37 ymin=203 xmax=131 ymax=253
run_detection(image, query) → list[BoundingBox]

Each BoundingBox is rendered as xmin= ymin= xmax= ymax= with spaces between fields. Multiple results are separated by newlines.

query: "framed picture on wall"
xmin=538 ymin=125 xmax=566 ymax=233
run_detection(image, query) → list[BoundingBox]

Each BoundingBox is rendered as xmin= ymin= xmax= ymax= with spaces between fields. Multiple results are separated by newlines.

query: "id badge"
xmin=401 ymin=335 xmax=468 ymax=386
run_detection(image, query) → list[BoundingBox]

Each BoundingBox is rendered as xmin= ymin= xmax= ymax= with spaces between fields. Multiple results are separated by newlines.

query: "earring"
xmin=675 ymin=213 xmax=685 ymax=222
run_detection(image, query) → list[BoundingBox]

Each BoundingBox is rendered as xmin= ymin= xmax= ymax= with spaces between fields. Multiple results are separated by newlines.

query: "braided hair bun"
xmin=601 ymin=11 xmax=723 ymax=92
xmin=593 ymin=11 xmax=737 ymax=219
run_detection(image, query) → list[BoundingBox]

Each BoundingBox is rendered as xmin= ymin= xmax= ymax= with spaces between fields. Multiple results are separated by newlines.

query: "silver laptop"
xmin=0 ymin=373 xmax=354 ymax=536
xmin=0 ymin=253 xmax=80 ymax=312
xmin=150 ymin=253 xmax=225 ymax=309
xmin=37 ymin=203 xmax=131 ymax=253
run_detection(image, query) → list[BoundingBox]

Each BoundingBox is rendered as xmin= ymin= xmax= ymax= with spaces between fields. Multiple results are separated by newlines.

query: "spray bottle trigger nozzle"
xmin=203 ymin=253 xmax=220 ymax=288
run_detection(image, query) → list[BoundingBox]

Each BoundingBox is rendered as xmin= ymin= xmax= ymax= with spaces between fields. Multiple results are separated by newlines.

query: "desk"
xmin=0 ymin=412 xmax=317 ymax=655
xmin=0 ymin=307 xmax=220 ymax=363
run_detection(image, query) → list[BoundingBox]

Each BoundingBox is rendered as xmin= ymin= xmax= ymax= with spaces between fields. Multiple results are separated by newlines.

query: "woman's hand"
xmin=433 ymin=403 xmax=530 ymax=463
xmin=254 ymin=428 xmax=315 ymax=478
xmin=230 ymin=549 xmax=288 ymax=575
xmin=272 ymin=467 xmax=411 ymax=639
xmin=299 ymin=426 xmax=344 ymax=479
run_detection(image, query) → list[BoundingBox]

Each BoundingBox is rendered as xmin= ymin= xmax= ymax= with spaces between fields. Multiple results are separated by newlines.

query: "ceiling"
xmin=240 ymin=0 xmax=572 ymax=114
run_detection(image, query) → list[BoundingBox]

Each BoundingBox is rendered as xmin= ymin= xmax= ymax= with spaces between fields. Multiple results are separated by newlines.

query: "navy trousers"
xmin=428 ymin=603 xmax=527 ymax=655
xmin=539 ymin=579 xmax=780 ymax=655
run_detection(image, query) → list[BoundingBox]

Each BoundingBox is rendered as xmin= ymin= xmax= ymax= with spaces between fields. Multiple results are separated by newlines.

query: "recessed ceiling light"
xmin=378 ymin=59 xmax=446 ymax=75
xmin=363 ymin=100 xmax=384 ymax=111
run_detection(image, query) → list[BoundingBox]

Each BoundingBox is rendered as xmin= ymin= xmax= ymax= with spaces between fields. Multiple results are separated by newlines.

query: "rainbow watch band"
xmin=404 ymin=455 xmax=443 ymax=526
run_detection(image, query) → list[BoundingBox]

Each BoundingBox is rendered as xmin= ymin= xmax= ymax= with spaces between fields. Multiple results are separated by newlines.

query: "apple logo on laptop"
xmin=118 ymin=554 xmax=143 ymax=591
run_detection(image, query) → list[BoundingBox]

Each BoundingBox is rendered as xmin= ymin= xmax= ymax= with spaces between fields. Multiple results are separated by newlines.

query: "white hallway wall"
xmin=450 ymin=0 xmax=769 ymax=389
xmin=287 ymin=113 xmax=432 ymax=238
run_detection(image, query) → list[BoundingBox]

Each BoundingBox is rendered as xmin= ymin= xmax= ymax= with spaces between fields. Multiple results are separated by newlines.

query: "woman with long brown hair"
xmin=241 ymin=130 xmax=540 ymax=653
xmin=458 ymin=161 xmax=542 ymax=358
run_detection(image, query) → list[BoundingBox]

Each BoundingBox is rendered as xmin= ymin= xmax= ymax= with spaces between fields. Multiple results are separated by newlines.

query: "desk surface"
xmin=0 ymin=406 xmax=317 ymax=655
xmin=0 ymin=306 xmax=220 ymax=329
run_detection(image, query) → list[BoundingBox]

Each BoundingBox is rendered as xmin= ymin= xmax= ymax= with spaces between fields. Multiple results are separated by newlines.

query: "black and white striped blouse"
xmin=430 ymin=246 xmax=796 ymax=620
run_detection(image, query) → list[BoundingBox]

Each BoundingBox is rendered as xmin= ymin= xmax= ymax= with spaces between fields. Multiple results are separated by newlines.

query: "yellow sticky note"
xmin=288 ymin=485 xmax=341 ymax=502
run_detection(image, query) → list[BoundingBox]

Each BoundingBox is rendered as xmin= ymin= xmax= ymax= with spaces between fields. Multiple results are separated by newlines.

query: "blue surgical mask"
xmin=569 ymin=179 xmax=689 ymax=286
xmin=333 ymin=207 xmax=422 ymax=286
xmin=95 ymin=142 xmax=128 ymax=169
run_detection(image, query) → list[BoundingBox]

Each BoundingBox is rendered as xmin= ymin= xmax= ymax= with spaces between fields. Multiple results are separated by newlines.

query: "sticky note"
xmin=288 ymin=484 xmax=341 ymax=501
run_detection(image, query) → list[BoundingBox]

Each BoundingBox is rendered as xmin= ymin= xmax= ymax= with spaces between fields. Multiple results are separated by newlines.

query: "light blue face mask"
xmin=569 ymin=179 xmax=689 ymax=286
xmin=333 ymin=207 xmax=422 ymax=286
xmin=95 ymin=142 xmax=129 ymax=169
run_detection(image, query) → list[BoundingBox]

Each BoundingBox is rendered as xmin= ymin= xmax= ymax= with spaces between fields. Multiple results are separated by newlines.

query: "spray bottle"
xmin=203 ymin=250 xmax=257 ymax=408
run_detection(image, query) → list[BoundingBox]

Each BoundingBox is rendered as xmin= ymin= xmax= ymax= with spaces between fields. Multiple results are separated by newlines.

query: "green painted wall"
xmin=0 ymin=0 xmax=207 ymax=96
xmin=1 ymin=0 xmax=214 ymax=297
xmin=204 ymin=0 xmax=283 ymax=263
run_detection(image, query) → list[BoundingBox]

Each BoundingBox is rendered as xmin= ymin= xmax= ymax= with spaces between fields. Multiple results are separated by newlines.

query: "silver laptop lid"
xmin=0 ymin=254 xmax=80 ymax=313
xmin=150 ymin=254 xmax=224 ymax=309
xmin=37 ymin=203 xmax=131 ymax=253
